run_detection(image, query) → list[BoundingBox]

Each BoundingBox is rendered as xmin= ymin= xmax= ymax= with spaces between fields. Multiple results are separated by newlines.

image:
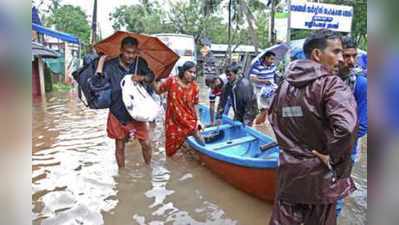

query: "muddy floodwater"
xmin=32 ymin=81 xmax=367 ymax=225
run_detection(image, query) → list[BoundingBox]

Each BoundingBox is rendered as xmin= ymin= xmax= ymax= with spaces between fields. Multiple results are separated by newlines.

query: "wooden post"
xmin=38 ymin=57 xmax=46 ymax=97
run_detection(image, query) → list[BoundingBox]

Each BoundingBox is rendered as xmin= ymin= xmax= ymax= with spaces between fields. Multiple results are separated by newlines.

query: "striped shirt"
xmin=249 ymin=61 xmax=277 ymax=88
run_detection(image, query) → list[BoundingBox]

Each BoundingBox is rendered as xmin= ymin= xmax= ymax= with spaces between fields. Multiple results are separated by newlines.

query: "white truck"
xmin=153 ymin=33 xmax=197 ymax=76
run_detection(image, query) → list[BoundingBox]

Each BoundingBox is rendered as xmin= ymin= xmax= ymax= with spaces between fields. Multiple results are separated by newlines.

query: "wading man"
xmin=103 ymin=37 xmax=155 ymax=167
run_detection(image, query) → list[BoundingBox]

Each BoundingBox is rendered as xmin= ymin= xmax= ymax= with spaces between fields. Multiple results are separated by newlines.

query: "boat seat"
xmin=202 ymin=124 xmax=233 ymax=133
xmin=210 ymin=135 xmax=257 ymax=151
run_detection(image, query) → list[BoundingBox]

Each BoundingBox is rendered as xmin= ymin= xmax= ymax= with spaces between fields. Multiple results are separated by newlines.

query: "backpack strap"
xmin=134 ymin=56 xmax=139 ymax=75
xmin=77 ymin=84 xmax=89 ymax=107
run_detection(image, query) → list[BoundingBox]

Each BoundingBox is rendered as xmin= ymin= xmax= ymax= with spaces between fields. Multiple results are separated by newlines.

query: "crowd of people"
xmin=87 ymin=28 xmax=367 ymax=225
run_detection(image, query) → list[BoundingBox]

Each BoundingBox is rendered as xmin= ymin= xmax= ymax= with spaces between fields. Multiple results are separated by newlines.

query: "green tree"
xmin=110 ymin=1 xmax=174 ymax=34
xmin=291 ymin=29 xmax=312 ymax=40
xmin=204 ymin=17 xmax=229 ymax=44
xmin=348 ymin=0 xmax=367 ymax=50
xmin=236 ymin=0 xmax=260 ymax=53
xmin=48 ymin=0 xmax=62 ymax=13
xmin=201 ymin=0 xmax=267 ymax=60
xmin=167 ymin=0 xmax=225 ymax=44
xmin=167 ymin=0 xmax=245 ymax=43
xmin=255 ymin=11 xmax=269 ymax=49
xmin=201 ymin=0 xmax=224 ymax=16
xmin=316 ymin=0 xmax=367 ymax=49
xmin=46 ymin=4 xmax=91 ymax=45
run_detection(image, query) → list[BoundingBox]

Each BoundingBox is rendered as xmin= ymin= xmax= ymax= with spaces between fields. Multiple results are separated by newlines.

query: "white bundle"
xmin=121 ymin=75 xmax=161 ymax=122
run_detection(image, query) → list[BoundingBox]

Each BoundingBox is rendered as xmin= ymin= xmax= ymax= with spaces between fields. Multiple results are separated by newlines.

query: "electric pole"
xmin=91 ymin=0 xmax=98 ymax=45
xmin=287 ymin=0 xmax=291 ymax=43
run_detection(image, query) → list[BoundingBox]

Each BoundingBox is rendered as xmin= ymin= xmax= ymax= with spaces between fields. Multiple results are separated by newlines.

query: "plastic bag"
xmin=121 ymin=75 xmax=161 ymax=122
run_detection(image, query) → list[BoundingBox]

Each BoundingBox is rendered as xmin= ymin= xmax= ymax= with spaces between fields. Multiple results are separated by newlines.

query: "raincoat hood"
xmin=285 ymin=59 xmax=330 ymax=88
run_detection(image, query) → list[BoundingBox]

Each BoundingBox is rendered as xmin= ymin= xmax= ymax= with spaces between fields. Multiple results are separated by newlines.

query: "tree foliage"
xmin=45 ymin=4 xmax=91 ymax=45
xmin=201 ymin=0 xmax=224 ymax=16
xmin=109 ymin=0 xmax=270 ymax=48
xmin=110 ymin=1 xmax=174 ymax=34
xmin=254 ymin=11 xmax=269 ymax=49
xmin=167 ymin=0 xmax=226 ymax=44
xmin=319 ymin=0 xmax=367 ymax=49
xmin=42 ymin=0 xmax=367 ymax=50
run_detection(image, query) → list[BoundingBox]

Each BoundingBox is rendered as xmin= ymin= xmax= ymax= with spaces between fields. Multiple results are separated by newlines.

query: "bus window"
xmin=184 ymin=49 xmax=193 ymax=56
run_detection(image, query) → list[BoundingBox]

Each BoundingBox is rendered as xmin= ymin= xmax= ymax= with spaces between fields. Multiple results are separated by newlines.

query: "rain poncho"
xmin=269 ymin=59 xmax=358 ymax=204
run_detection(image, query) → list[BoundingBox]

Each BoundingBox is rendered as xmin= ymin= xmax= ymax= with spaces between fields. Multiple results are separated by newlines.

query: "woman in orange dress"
xmin=153 ymin=61 xmax=205 ymax=156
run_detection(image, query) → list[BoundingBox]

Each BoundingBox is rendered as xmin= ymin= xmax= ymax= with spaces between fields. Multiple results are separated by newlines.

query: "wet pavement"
xmin=32 ymin=81 xmax=367 ymax=225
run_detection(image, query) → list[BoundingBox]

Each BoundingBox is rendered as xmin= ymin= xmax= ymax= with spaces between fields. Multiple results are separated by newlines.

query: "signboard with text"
xmin=290 ymin=1 xmax=353 ymax=32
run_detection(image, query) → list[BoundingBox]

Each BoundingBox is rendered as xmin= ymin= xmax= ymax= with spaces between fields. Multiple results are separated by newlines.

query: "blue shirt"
xmin=348 ymin=73 xmax=368 ymax=158
xmin=354 ymin=74 xmax=368 ymax=139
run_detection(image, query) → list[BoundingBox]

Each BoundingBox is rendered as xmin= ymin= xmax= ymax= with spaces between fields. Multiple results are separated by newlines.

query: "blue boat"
xmin=187 ymin=104 xmax=279 ymax=201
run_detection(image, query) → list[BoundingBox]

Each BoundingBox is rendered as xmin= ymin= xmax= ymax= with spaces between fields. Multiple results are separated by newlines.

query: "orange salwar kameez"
xmin=159 ymin=76 xmax=200 ymax=156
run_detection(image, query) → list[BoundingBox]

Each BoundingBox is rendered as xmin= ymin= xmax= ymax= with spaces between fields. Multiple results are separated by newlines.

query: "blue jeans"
xmin=223 ymin=97 xmax=232 ymax=115
xmin=336 ymin=198 xmax=345 ymax=216
xmin=336 ymin=151 xmax=359 ymax=217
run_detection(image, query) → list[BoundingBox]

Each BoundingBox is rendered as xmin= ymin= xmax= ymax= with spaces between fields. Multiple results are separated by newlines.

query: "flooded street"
xmin=32 ymin=81 xmax=367 ymax=225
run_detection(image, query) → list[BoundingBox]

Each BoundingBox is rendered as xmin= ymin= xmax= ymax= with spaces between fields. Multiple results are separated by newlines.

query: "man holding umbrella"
xmin=102 ymin=36 xmax=155 ymax=167
xmin=249 ymin=51 xmax=278 ymax=125
xmin=94 ymin=31 xmax=179 ymax=167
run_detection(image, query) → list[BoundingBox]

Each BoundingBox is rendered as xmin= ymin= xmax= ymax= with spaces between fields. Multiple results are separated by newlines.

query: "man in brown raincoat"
xmin=268 ymin=29 xmax=358 ymax=225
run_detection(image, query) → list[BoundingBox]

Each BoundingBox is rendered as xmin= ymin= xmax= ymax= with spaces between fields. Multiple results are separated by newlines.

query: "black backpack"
xmin=72 ymin=57 xmax=111 ymax=109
